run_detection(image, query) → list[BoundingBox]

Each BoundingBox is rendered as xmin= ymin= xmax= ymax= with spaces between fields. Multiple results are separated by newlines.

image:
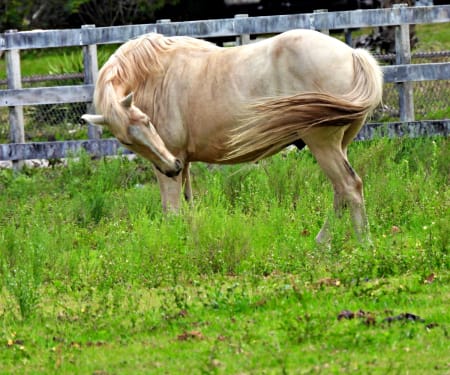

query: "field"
xmin=0 ymin=136 xmax=449 ymax=374
xmin=1 ymin=18 xmax=449 ymax=375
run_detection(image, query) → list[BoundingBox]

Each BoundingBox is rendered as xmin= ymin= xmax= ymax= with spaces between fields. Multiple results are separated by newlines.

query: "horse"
xmin=82 ymin=29 xmax=383 ymax=243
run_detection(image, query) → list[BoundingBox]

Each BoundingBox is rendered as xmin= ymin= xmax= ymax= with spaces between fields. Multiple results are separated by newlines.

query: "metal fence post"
xmin=235 ymin=14 xmax=250 ymax=45
xmin=5 ymin=29 xmax=25 ymax=170
xmin=394 ymin=4 xmax=415 ymax=122
xmin=82 ymin=24 xmax=102 ymax=139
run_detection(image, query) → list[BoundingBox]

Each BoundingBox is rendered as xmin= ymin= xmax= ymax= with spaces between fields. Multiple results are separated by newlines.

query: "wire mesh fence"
xmin=0 ymin=81 xmax=117 ymax=143
xmin=371 ymin=51 xmax=450 ymax=122
xmin=0 ymin=71 xmax=89 ymax=142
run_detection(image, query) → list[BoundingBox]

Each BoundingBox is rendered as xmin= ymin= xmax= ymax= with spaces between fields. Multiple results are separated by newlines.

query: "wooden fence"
xmin=0 ymin=4 xmax=449 ymax=165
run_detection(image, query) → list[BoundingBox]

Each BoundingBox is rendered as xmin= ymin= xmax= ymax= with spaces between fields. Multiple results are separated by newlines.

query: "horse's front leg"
xmin=153 ymin=167 xmax=183 ymax=213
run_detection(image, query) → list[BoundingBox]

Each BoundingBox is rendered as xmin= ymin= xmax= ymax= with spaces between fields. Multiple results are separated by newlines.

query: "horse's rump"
xmin=223 ymin=48 xmax=383 ymax=162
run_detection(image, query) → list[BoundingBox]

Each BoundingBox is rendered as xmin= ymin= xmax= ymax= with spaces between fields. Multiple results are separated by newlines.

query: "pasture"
xmin=0 ymin=136 xmax=448 ymax=374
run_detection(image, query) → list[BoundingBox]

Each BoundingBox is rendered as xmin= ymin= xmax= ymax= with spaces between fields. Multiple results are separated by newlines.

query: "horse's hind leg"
xmin=340 ymin=119 xmax=371 ymax=243
xmin=304 ymin=129 xmax=369 ymax=243
xmin=342 ymin=116 xmax=367 ymax=158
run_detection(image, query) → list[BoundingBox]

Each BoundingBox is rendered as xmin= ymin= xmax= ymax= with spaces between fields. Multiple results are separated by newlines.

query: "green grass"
xmin=0 ymin=20 xmax=449 ymax=374
xmin=0 ymin=45 xmax=118 ymax=80
xmin=415 ymin=23 xmax=450 ymax=51
xmin=0 ymin=137 xmax=448 ymax=374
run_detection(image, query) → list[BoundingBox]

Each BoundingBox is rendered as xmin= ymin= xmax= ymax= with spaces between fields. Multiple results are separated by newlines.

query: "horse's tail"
xmin=223 ymin=48 xmax=383 ymax=162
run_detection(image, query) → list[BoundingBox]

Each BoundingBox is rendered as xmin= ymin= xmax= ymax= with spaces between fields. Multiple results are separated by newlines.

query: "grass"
xmin=0 ymin=45 xmax=118 ymax=80
xmin=0 ymin=19 xmax=449 ymax=374
xmin=0 ymin=137 xmax=449 ymax=373
xmin=414 ymin=23 xmax=450 ymax=51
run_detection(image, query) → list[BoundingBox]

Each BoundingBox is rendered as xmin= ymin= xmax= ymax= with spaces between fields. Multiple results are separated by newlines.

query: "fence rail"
xmin=0 ymin=4 xmax=449 ymax=165
xmin=1 ymin=5 xmax=449 ymax=50
xmin=1 ymin=62 xmax=449 ymax=108
xmin=1 ymin=120 xmax=448 ymax=162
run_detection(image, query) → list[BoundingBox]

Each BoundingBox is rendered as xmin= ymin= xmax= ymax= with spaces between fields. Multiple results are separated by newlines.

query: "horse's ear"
xmin=120 ymin=92 xmax=134 ymax=108
xmin=81 ymin=114 xmax=106 ymax=126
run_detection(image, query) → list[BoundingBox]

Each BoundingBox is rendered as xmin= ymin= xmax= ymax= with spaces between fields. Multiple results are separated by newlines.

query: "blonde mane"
xmin=94 ymin=33 xmax=216 ymax=127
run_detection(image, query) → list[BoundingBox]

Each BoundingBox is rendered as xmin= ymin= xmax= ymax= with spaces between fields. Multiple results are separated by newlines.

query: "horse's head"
xmin=82 ymin=93 xmax=183 ymax=177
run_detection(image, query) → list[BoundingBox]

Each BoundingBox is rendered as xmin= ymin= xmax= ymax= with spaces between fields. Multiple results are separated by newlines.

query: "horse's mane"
xmin=94 ymin=33 xmax=216 ymax=126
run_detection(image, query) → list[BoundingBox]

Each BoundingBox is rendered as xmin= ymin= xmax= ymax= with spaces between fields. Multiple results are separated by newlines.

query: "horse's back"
xmin=265 ymin=29 xmax=356 ymax=95
xmin=138 ymin=30 xmax=379 ymax=163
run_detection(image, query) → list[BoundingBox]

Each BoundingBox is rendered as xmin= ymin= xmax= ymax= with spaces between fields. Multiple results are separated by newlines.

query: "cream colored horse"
xmin=82 ymin=30 xmax=383 ymax=243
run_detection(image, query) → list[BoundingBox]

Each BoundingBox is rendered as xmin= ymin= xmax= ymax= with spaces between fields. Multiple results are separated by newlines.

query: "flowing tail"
xmin=223 ymin=48 xmax=383 ymax=162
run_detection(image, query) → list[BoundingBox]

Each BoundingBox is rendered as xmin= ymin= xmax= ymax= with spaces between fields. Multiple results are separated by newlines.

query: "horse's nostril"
xmin=175 ymin=159 xmax=183 ymax=171
xmin=163 ymin=159 xmax=183 ymax=178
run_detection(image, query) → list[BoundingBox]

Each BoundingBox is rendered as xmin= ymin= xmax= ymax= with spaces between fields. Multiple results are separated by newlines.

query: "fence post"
xmin=157 ymin=19 xmax=171 ymax=24
xmin=5 ymin=29 xmax=25 ymax=170
xmin=344 ymin=28 xmax=353 ymax=46
xmin=394 ymin=4 xmax=415 ymax=122
xmin=82 ymin=24 xmax=102 ymax=139
xmin=157 ymin=18 xmax=172 ymax=36
xmin=235 ymin=14 xmax=250 ymax=45
xmin=313 ymin=9 xmax=329 ymax=35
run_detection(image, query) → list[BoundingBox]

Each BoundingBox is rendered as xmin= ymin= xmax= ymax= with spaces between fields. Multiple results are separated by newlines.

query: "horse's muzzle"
xmin=161 ymin=158 xmax=183 ymax=178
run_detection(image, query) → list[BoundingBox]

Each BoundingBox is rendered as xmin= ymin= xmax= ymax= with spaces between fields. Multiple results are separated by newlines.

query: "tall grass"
xmin=0 ymin=137 xmax=448 ymax=374
xmin=0 ymin=137 xmax=448 ymax=320
xmin=0 ymin=21 xmax=449 ymax=374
